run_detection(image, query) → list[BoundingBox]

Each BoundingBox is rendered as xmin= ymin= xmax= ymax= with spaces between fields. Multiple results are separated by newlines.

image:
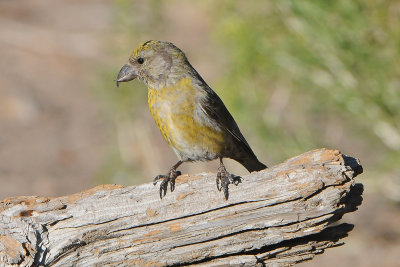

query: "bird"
xmin=116 ymin=40 xmax=267 ymax=200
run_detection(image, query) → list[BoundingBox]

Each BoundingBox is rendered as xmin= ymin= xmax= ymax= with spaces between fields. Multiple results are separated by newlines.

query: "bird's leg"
xmin=216 ymin=158 xmax=241 ymax=200
xmin=153 ymin=161 xmax=183 ymax=199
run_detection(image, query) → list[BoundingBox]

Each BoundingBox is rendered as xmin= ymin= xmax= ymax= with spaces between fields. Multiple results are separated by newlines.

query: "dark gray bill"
xmin=116 ymin=64 xmax=137 ymax=87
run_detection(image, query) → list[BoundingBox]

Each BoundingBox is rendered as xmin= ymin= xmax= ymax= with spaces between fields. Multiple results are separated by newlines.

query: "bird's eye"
xmin=137 ymin=58 xmax=144 ymax=64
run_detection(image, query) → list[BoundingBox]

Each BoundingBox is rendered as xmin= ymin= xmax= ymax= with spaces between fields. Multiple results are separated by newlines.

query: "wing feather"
xmin=199 ymin=87 xmax=255 ymax=155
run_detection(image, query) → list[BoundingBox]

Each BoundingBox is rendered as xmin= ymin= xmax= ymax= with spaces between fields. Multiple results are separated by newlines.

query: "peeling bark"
xmin=0 ymin=148 xmax=363 ymax=266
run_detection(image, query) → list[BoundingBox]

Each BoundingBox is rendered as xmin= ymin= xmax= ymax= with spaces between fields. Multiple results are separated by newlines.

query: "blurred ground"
xmin=0 ymin=1 xmax=399 ymax=266
xmin=0 ymin=0 xmax=111 ymax=197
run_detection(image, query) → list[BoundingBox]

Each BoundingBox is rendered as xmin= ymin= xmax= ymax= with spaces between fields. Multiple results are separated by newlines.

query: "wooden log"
xmin=0 ymin=148 xmax=363 ymax=266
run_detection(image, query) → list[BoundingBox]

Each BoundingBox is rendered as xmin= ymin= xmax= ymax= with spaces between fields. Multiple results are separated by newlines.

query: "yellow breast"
xmin=148 ymin=78 xmax=226 ymax=160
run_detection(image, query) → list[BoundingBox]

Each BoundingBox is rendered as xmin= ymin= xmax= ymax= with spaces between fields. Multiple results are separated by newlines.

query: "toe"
xmin=170 ymin=179 xmax=175 ymax=192
xmin=216 ymin=177 xmax=222 ymax=191
xmin=229 ymin=175 xmax=241 ymax=186
xmin=159 ymin=184 xmax=167 ymax=199
xmin=153 ymin=174 xmax=167 ymax=185
xmin=159 ymin=179 xmax=169 ymax=199
xmin=223 ymin=187 xmax=229 ymax=200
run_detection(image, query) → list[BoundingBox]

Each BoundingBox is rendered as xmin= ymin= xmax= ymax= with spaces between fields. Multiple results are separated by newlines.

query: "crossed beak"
xmin=116 ymin=64 xmax=137 ymax=87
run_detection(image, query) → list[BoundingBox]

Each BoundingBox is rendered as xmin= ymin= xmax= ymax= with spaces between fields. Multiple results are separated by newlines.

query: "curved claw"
xmin=159 ymin=178 xmax=169 ymax=199
xmin=216 ymin=165 xmax=241 ymax=200
xmin=153 ymin=170 xmax=182 ymax=199
xmin=223 ymin=186 xmax=229 ymax=200
xmin=216 ymin=172 xmax=222 ymax=191
xmin=170 ymin=178 xmax=175 ymax=192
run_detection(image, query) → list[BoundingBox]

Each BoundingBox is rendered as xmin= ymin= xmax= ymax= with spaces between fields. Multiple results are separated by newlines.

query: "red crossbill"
xmin=117 ymin=40 xmax=267 ymax=199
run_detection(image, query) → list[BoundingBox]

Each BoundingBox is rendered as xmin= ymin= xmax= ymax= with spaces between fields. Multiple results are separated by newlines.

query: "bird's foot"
xmin=216 ymin=165 xmax=241 ymax=200
xmin=153 ymin=169 xmax=182 ymax=199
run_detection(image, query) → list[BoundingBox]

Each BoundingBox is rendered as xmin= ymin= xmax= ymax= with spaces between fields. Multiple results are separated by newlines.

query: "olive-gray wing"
xmin=200 ymin=88 xmax=267 ymax=172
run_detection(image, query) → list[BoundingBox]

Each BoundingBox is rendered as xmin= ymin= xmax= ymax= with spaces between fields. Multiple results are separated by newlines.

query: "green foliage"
xmin=209 ymin=0 xmax=400 ymax=168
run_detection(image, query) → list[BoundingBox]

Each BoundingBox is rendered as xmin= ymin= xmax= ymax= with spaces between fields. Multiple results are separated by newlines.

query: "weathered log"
xmin=0 ymin=148 xmax=363 ymax=266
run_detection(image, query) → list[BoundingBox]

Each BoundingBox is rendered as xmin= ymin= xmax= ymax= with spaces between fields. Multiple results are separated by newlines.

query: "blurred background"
xmin=0 ymin=0 xmax=399 ymax=266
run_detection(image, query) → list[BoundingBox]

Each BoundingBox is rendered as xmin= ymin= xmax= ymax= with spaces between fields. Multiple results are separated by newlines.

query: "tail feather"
xmin=236 ymin=155 xmax=267 ymax=172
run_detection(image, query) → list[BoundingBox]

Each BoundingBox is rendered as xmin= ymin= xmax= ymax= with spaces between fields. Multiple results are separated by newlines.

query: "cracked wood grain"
xmin=0 ymin=148 xmax=363 ymax=266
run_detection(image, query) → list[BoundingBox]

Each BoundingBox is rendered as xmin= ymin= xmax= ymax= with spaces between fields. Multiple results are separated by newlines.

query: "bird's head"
xmin=116 ymin=40 xmax=189 ymax=89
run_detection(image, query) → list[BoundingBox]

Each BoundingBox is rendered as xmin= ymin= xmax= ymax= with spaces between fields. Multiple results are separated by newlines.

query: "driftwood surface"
xmin=0 ymin=148 xmax=363 ymax=266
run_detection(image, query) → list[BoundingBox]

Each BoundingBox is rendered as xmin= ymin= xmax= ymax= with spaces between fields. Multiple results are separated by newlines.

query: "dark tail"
xmin=236 ymin=155 xmax=267 ymax=172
